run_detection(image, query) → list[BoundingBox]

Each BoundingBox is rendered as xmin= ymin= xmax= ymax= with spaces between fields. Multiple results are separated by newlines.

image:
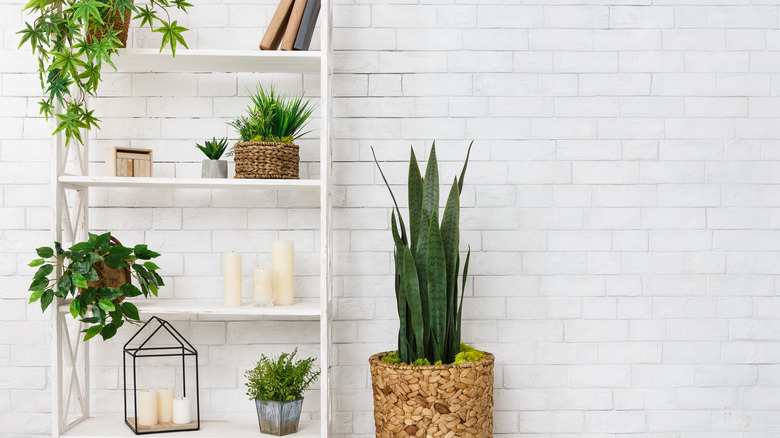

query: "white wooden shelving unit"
xmin=50 ymin=3 xmax=333 ymax=436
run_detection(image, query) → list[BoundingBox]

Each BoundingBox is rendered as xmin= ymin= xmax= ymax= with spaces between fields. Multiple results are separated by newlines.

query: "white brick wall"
xmin=2 ymin=0 xmax=780 ymax=436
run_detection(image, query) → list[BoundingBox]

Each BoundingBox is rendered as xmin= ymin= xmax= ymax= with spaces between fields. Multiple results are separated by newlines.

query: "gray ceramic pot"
xmin=201 ymin=159 xmax=227 ymax=178
xmin=255 ymin=399 xmax=303 ymax=436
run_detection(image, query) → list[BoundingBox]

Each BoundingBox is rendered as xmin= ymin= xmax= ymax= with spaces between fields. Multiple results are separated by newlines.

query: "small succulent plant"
xmin=196 ymin=137 xmax=232 ymax=160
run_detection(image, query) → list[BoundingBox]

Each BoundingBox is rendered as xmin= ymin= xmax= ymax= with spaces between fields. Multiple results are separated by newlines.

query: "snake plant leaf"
xmin=422 ymin=142 xmax=439 ymax=222
xmin=403 ymin=247 xmax=425 ymax=359
xmin=456 ymin=246 xmax=471 ymax=349
xmin=426 ymin=211 xmax=447 ymax=363
xmin=408 ymin=147 xmax=423 ymax=259
xmin=415 ymin=211 xmax=430 ymax=356
xmin=458 ymin=140 xmax=473 ymax=195
xmin=441 ymin=179 xmax=460 ymax=297
xmin=397 ymin=264 xmax=409 ymax=364
xmin=372 ymin=146 xmax=407 ymax=246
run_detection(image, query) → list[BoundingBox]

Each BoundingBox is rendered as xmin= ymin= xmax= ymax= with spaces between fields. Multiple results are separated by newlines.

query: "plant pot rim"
xmin=235 ymin=141 xmax=297 ymax=147
xmin=254 ymin=398 xmax=303 ymax=403
xmin=369 ymin=350 xmax=495 ymax=371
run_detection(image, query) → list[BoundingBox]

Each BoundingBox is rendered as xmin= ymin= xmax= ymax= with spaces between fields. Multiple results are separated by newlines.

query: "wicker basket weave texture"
xmin=369 ymin=352 xmax=494 ymax=438
xmin=233 ymin=141 xmax=300 ymax=179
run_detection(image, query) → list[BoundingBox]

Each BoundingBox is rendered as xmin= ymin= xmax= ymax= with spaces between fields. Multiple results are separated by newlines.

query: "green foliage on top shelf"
xmin=28 ymin=232 xmax=164 ymax=341
xmin=196 ymin=137 xmax=232 ymax=160
xmin=17 ymin=0 xmax=193 ymax=148
xmin=245 ymin=348 xmax=320 ymax=402
xmin=372 ymin=141 xmax=474 ymax=365
xmin=229 ymin=84 xmax=316 ymax=143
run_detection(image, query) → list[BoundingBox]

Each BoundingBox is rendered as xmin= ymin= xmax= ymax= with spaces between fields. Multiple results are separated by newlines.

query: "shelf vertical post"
xmin=51 ymin=101 xmax=64 ymax=438
xmin=319 ymin=0 xmax=333 ymax=435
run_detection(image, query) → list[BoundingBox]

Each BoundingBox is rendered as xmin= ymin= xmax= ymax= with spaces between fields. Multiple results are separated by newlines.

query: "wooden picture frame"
xmin=105 ymin=147 xmax=153 ymax=177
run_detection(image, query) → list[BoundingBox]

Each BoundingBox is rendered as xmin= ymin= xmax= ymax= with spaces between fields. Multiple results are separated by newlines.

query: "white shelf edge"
xmin=58 ymin=300 xmax=321 ymax=317
xmin=113 ymin=48 xmax=321 ymax=73
xmin=59 ymin=175 xmax=321 ymax=190
xmin=62 ymin=417 xmax=321 ymax=438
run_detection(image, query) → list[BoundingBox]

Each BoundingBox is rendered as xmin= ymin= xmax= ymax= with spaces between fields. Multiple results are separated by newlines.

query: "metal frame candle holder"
xmin=123 ymin=316 xmax=200 ymax=435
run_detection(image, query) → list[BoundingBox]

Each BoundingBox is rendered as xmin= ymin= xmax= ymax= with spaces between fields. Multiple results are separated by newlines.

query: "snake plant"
xmin=372 ymin=141 xmax=473 ymax=365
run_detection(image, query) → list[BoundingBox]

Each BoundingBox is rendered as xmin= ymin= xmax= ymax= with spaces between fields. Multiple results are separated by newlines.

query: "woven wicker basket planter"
xmin=369 ymin=351 xmax=495 ymax=438
xmin=86 ymin=1 xmax=133 ymax=48
xmin=233 ymin=141 xmax=300 ymax=179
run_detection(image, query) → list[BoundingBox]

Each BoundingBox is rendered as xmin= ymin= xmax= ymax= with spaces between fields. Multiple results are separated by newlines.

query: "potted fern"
xmin=196 ymin=137 xmax=231 ymax=178
xmin=245 ymin=349 xmax=320 ymax=436
xmin=229 ymin=85 xmax=315 ymax=179
xmin=369 ymin=142 xmax=495 ymax=437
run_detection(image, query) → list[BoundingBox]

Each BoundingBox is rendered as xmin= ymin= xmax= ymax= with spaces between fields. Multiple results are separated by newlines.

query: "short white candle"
xmin=271 ymin=241 xmax=294 ymax=306
xmin=253 ymin=267 xmax=275 ymax=306
xmin=137 ymin=389 xmax=158 ymax=427
xmin=157 ymin=387 xmax=175 ymax=423
xmin=172 ymin=396 xmax=193 ymax=425
xmin=222 ymin=252 xmax=242 ymax=306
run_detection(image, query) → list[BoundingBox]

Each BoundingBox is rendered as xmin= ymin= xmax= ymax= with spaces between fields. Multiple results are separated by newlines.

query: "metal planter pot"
xmin=202 ymin=159 xmax=228 ymax=178
xmin=255 ymin=399 xmax=303 ymax=436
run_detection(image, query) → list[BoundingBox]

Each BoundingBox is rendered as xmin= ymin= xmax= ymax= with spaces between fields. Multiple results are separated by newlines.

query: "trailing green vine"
xmin=18 ymin=0 xmax=192 ymax=147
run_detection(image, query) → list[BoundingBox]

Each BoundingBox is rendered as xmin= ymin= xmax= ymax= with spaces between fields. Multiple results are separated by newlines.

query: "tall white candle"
xmin=253 ymin=267 xmax=275 ymax=306
xmin=222 ymin=252 xmax=242 ymax=306
xmin=157 ymin=387 xmax=175 ymax=423
xmin=271 ymin=241 xmax=294 ymax=306
xmin=172 ymin=396 xmax=193 ymax=425
xmin=137 ymin=389 xmax=158 ymax=427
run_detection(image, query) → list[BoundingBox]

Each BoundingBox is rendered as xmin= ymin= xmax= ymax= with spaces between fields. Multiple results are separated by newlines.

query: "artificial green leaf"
xmin=36 ymin=246 xmax=54 ymax=258
xmin=94 ymin=232 xmax=110 ymax=251
xmin=408 ymin=147 xmax=423 ymax=260
xmin=97 ymin=287 xmax=122 ymax=301
xmin=41 ymin=290 xmax=54 ymax=311
xmin=426 ymin=212 xmax=447 ymax=363
xmin=34 ymin=263 xmax=54 ymax=279
xmin=143 ymin=261 xmax=160 ymax=270
xmin=122 ymin=302 xmax=139 ymax=321
xmin=83 ymin=325 xmax=102 ymax=341
xmin=71 ymin=260 xmax=91 ymax=274
xmin=92 ymin=305 xmax=105 ymax=325
xmin=58 ymin=275 xmax=73 ymax=295
xmin=72 ymin=273 xmax=88 ymax=288
xmin=422 ymin=142 xmax=439 ymax=221
xmin=458 ymin=140 xmax=473 ymax=195
xmin=28 ymin=258 xmax=45 ymax=267
xmin=403 ymin=248 xmax=425 ymax=359
xmin=83 ymin=268 xmax=99 ymax=282
xmin=97 ymin=299 xmax=115 ymax=312
xmin=119 ymin=283 xmax=142 ymax=297
xmin=70 ymin=299 xmax=81 ymax=319
xmin=103 ymin=254 xmax=126 ymax=269
xmin=99 ymin=322 xmax=117 ymax=340
xmin=29 ymin=289 xmax=45 ymax=303
xmin=108 ymin=245 xmax=133 ymax=258
xmin=29 ymin=277 xmax=48 ymax=291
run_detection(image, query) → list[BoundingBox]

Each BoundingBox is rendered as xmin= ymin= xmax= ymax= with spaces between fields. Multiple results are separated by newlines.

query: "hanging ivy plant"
xmin=17 ymin=0 xmax=192 ymax=147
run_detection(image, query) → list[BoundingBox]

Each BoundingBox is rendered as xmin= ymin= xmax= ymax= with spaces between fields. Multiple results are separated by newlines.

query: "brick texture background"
xmin=2 ymin=0 xmax=780 ymax=436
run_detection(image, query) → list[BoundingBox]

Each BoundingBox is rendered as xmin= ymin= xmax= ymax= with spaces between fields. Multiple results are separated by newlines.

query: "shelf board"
xmin=62 ymin=417 xmax=320 ymax=437
xmin=59 ymin=175 xmax=321 ymax=190
xmin=59 ymin=300 xmax=321 ymax=317
xmin=113 ymin=48 xmax=321 ymax=73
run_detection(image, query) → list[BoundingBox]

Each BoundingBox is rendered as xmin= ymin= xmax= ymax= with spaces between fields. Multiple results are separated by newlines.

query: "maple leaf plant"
xmin=18 ymin=0 xmax=192 ymax=147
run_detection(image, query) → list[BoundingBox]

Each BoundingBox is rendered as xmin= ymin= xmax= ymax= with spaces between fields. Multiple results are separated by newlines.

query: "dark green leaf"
xmin=403 ymin=248 xmax=425 ymax=359
xmin=122 ymin=302 xmax=139 ymax=321
xmin=41 ymin=290 xmax=54 ymax=311
xmin=408 ymin=147 xmax=423 ymax=260
xmin=422 ymin=142 xmax=439 ymax=222
xmin=58 ymin=275 xmax=73 ymax=295
xmin=99 ymin=323 xmax=117 ymax=340
xmin=29 ymin=277 xmax=48 ymax=291
xmin=71 ymin=260 xmax=92 ymax=274
xmin=108 ymin=245 xmax=133 ymax=258
xmin=103 ymin=254 xmax=126 ymax=269
xmin=426 ymin=212 xmax=447 ymax=363
xmin=36 ymin=246 xmax=54 ymax=258
xmin=34 ymin=263 xmax=54 ymax=279
xmin=458 ymin=140 xmax=473 ymax=195
xmin=119 ymin=283 xmax=142 ymax=297
xmin=98 ymin=287 xmax=122 ymax=301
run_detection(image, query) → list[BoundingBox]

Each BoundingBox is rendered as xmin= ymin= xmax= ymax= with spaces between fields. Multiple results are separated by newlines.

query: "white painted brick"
xmin=568 ymin=365 xmax=630 ymax=388
xmin=585 ymin=410 xmax=647 ymax=433
xmin=518 ymin=411 xmax=584 ymax=433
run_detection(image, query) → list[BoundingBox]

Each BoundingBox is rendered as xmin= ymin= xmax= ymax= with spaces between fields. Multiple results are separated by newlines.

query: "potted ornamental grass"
xmin=27 ymin=232 xmax=164 ymax=341
xmin=229 ymin=84 xmax=315 ymax=179
xmin=245 ymin=348 xmax=320 ymax=436
xmin=370 ymin=141 xmax=495 ymax=437
xmin=197 ymin=137 xmax=232 ymax=178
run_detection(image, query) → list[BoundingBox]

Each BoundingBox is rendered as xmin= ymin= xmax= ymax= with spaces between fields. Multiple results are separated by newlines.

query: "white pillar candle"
xmin=137 ymin=389 xmax=158 ymax=427
xmin=253 ymin=267 xmax=275 ymax=306
xmin=271 ymin=241 xmax=294 ymax=306
xmin=222 ymin=252 xmax=242 ymax=306
xmin=172 ymin=396 xmax=193 ymax=425
xmin=157 ymin=387 xmax=175 ymax=423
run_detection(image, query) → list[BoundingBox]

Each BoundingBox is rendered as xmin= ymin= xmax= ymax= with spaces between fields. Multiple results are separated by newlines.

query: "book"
xmin=280 ymin=0 xmax=308 ymax=51
xmin=260 ymin=0 xmax=295 ymax=50
xmin=293 ymin=0 xmax=320 ymax=51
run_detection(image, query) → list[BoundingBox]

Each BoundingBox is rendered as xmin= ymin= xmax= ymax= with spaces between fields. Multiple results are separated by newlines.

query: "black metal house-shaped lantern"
xmin=124 ymin=316 xmax=200 ymax=434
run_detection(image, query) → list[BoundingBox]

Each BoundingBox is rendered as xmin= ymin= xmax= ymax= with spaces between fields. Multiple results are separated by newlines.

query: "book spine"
xmin=293 ymin=0 xmax=320 ymax=51
xmin=260 ymin=0 xmax=295 ymax=50
xmin=280 ymin=0 xmax=308 ymax=51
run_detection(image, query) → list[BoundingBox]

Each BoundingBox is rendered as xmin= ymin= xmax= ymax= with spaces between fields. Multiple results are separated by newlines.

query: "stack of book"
xmin=260 ymin=0 xmax=320 ymax=51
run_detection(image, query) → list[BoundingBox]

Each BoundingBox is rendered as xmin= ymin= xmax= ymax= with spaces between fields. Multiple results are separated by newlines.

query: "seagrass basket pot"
xmin=233 ymin=141 xmax=300 ymax=179
xmin=82 ymin=236 xmax=131 ymax=303
xmin=86 ymin=0 xmax=133 ymax=48
xmin=369 ymin=351 xmax=495 ymax=438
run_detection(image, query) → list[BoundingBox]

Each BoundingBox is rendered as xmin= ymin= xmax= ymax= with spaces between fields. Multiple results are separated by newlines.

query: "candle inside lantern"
xmin=222 ymin=252 xmax=242 ymax=306
xmin=253 ymin=267 xmax=275 ymax=306
xmin=157 ymin=387 xmax=175 ymax=423
xmin=271 ymin=241 xmax=294 ymax=306
xmin=172 ymin=396 xmax=193 ymax=425
xmin=137 ymin=389 xmax=158 ymax=427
